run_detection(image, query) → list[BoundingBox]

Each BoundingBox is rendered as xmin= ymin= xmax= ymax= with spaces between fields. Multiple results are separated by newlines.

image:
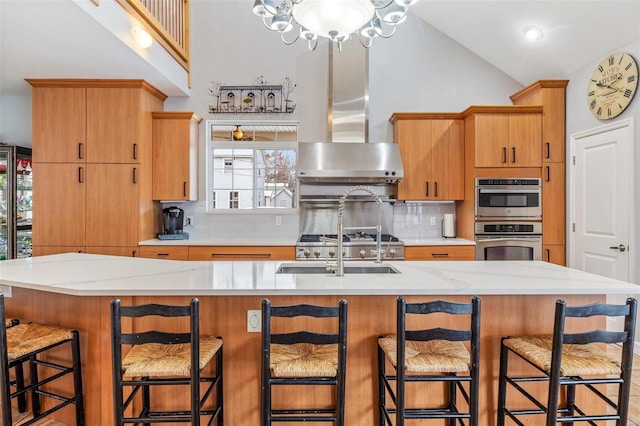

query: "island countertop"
xmin=0 ymin=253 xmax=637 ymax=296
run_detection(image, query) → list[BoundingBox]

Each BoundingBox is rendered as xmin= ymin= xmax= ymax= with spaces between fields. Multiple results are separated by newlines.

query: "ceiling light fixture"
xmin=524 ymin=26 xmax=543 ymax=41
xmin=131 ymin=27 xmax=153 ymax=48
xmin=252 ymin=0 xmax=419 ymax=51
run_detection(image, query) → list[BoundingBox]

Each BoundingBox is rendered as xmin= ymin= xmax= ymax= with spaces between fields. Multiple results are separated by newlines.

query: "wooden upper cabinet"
xmin=466 ymin=106 xmax=543 ymax=168
xmin=86 ymin=88 xmax=142 ymax=163
xmin=31 ymin=87 xmax=86 ymax=163
xmin=152 ymin=112 xmax=202 ymax=201
xmin=391 ymin=114 xmax=464 ymax=201
xmin=511 ymin=80 xmax=568 ymax=164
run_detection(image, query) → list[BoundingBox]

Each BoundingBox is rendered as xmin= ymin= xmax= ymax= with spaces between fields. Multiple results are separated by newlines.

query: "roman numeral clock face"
xmin=587 ymin=52 xmax=638 ymax=120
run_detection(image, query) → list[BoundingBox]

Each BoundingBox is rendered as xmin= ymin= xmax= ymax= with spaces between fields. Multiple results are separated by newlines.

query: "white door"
xmin=570 ymin=120 xmax=633 ymax=282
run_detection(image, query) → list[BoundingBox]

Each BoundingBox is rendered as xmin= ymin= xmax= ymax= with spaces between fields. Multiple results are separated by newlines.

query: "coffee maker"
xmin=158 ymin=206 xmax=189 ymax=240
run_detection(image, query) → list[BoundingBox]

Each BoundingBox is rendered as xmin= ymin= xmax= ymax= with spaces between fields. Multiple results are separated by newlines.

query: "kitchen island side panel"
xmin=4 ymin=288 xmax=605 ymax=425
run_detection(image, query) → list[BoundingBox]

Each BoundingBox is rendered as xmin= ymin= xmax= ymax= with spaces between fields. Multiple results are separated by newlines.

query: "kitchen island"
xmin=1 ymin=253 xmax=638 ymax=424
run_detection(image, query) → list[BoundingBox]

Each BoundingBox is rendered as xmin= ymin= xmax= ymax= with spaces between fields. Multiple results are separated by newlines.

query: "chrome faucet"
xmin=321 ymin=185 xmax=383 ymax=277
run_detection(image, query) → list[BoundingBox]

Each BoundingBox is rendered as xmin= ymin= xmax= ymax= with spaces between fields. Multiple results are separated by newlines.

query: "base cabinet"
xmin=405 ymin=245 xmax=475 ymax=261
xmin=188 ymin=246 xmax=295 ymax=261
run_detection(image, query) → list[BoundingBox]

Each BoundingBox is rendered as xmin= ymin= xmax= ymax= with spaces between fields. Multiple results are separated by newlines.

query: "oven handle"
xmin=477 ymin=189 xmax=540 ymax=193
xmin=476 ymin=237 xmax=541 ymax=243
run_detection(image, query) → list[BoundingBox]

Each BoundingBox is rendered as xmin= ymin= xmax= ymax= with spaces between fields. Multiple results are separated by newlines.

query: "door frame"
xmin=569 ymin=118 xmax=635 ymax=284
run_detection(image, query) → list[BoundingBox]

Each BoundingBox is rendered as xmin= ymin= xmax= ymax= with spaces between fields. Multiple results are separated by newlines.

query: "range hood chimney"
xmin=328 ymin=41 xmax=368 ymax=143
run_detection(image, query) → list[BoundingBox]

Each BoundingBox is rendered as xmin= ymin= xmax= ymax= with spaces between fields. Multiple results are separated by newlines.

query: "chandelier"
xmin=252 ymin=0 xmax=418 ymax=51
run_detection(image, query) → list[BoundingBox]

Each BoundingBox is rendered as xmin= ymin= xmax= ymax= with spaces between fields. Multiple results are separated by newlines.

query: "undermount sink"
xmin=276 ymin=263 xmax=400 ymax=275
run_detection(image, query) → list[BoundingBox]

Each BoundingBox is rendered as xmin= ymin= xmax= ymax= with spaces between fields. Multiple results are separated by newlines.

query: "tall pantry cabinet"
xmin=27 ymin=79 xmax=167 ymax=257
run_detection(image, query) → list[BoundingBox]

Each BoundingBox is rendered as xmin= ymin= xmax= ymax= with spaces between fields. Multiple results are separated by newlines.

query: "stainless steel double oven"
xmin=474 ymin=178 xmax=543 ymax=261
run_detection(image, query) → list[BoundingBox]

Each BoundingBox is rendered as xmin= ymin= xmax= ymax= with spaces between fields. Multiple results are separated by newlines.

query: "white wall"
xmin=0 ymin=95 xmax=31 ymax=147
xmin=565 ymin=38 xmax=640 ymax=283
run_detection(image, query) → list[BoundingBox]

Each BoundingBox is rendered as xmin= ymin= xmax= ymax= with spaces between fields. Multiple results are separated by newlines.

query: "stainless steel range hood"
xmin=297 ymin=142 xmax=404 ymax=184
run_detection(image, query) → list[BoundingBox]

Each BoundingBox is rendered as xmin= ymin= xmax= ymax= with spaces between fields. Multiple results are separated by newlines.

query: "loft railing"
xmin=116 ymin=0 xmax=190 ymax=73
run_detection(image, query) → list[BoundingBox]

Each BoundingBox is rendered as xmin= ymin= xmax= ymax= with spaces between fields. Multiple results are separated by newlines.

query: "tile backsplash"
xmin=391 ymin=202 xmax=456 ymax=240
xmin=164 ymin=201 xmax=455 ymax=240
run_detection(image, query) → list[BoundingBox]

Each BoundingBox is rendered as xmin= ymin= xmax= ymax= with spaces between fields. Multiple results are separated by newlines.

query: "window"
xmin=206 ymin=120 xmax=298 ymax=213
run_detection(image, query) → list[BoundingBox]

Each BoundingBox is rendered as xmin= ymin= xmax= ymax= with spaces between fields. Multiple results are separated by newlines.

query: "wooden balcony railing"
xmin=116 ymin=0 xmax=190 ymax=74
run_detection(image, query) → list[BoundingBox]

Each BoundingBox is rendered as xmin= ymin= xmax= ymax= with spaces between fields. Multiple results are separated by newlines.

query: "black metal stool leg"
xmin=448 ymin=374 xmax=456 ymax=426
xmin=496 ymin=339 xmax=509 ymax=426
xmin=14 ymin=361 xmax=26 ymax=412
xmin=377 ymin=344 xmax=386 ymax=426
xmin=29 ymin=354 xmax=41 ymax=417
xmin=71 ymin=331 xmax=85 ymax=426
xmin=217 ymin=346 xmax=223 ymax=426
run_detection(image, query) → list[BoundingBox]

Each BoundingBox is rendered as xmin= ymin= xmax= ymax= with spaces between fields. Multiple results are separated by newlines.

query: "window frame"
xmin=206 ymin=120 xmax=299 ymax=215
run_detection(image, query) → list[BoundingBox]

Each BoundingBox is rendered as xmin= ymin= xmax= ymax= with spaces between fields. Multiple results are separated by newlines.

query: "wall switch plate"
xmin=275 ymin=215 xmax=282 ymax=226
xmin=247 ymin=310 xmax=261 ymax=332
xmin=186 ymin=216 xmax=194 ymax=226
xmin=430 ymin=216 xmax=436 ymax=226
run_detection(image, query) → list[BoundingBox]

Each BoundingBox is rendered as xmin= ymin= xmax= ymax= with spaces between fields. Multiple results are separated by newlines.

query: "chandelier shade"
xmin=252 ymin=0 xmax=418 ymax=50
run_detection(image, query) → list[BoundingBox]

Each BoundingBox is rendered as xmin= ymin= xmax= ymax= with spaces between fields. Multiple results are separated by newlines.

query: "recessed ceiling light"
xmin=131 ymin=27 xmax=153 ymax=48
xmin=524 ymin=26 xmax=544 ymax=41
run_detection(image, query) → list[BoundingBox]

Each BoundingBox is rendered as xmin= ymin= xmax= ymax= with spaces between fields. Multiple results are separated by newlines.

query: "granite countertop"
xmin=0 ymin=253 xmax=636 ymax=297
xmin=138 ymin=237 xmax=475 ymax=246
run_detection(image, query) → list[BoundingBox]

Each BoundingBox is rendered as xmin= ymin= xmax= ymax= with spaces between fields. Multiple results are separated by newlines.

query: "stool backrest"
xmin=551 ymin=298 xmax=637 ymax=375
xmin=397 ymin=296 xmax=481 ymax=373
xmin=261 ymin=299 xmax=348 ymax=375
xmin=111 ymin=298 xmax=201 ymax=381
xmin=0 ymin=293 xmax=9 ymax=419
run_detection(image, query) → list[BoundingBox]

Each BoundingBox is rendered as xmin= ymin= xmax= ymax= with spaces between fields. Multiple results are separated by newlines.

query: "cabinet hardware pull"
xmin=132 ymin=167 xmax=137 ymax=184
xmin=546 ymin=166 xmax=550 ymax=182
xmin=425 ymin=181 xmax=429 ymax=197
xmin=546 ymin=249 xmax=550 ymax=261
xmin=78 ymin=143 xmax=84 ymax=160
xmin=157 ymin=253 xmax=169 ymax=256
xmin=133 ymin=143 xmax=138 ymax=160
xmin=132 ymin=250 xmax=137 ymax=257
xmin=512 ymin=147 xmax=516 ymax=163
xmin=546 ymin=142 xmax=550 ymax=159
xmin=502 ymin=147 xmax=507 ymax=163
xmin=78 ymin=167 xmax=84 ymax=183
xmin=434 ymin=182 xmax=438 ymax=197
xmin=432 ymin=253 xmax=449 ymax=257
xmin=183 ymin=182 xmax=187 ymax=197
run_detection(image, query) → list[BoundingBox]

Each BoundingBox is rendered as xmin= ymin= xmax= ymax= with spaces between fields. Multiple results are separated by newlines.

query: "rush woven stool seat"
xmin=497 ymin=298 xmax=637 ymax=425
xmin=378 ymin=296 xmax=481 ymax=426
xmin=0 ymin=293 xmax=84 ymax=426
xmin=261 ymin=298 xmax=348 ymax=425
xmin=111 ymin=298 xmax=223 ymax=425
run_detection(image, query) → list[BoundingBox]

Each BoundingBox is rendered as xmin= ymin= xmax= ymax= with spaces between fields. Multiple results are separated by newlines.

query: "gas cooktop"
xmin=298 ymin=233 xmax=400 ymax=244
xmin=296 ymin=233 xmax=404 ymax=260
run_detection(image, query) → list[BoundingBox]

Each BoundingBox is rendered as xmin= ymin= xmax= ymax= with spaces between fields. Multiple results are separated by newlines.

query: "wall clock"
xmin=587 ymin=52 xmax=638 ymax=120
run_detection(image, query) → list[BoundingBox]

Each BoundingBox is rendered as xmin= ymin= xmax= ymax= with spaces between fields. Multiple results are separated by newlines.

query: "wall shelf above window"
xmin=209 ymin=84 xmax=295 ymax=115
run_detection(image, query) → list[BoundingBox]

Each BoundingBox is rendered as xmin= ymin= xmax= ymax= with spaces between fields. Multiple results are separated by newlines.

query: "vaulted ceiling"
xmin=1 ymin=0 xmax=639 ymax=96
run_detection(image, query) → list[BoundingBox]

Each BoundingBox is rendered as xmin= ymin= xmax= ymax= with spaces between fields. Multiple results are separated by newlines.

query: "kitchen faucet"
xmin=320 ymin=185 xmax=383 ymax=276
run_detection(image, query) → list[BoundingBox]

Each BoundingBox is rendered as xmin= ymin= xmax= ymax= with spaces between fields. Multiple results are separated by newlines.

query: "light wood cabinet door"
xmin=31 ymin=87 xmax=86 ymax=163
xmin=473 ymin=113 xmax=542 ymax=168
xmin=139 ymin=245 xmax=189 ymax=260
xmin=542 ymin=162 xmax=565 ymax=246
xmin=509 ymin=113 xmax=542 ymax=167
xmin=86 ymin=164 xmax=139 ymax=247
xmin=188 ymin=246 xmax=295 ymax=261
xmin=474 ymin=114 xmax=509 ymax=167
xmin=430 ymin=119 xmax=464 ymax=200
xmin=543 ymin=245 xmax=566 ymax=265
xmin=32 ymin=163 xmax=85 ymax=247
xmin=152 ymin=112 xmax=201 ymax=201
xmin=394 ymin=116 xmax=464 ymax=201
xmin=405 ymin=245 xmax=475 ymax=261
xmin=86 ymin=88 xmax=141 ymax=163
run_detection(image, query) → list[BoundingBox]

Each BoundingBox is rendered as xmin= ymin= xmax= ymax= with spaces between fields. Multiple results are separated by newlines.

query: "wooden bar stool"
xmin=261 ymin=298 xmax=348 ymax=425
xmin=497 ymin=298 xmax=637 ymax=425
xmin=110 ymin=298 xmax=223 ymax=425
xmin=378 ymin=296 xmax=481 ymax=426
xmin=0 ymin=293 xmax=85 ymax=425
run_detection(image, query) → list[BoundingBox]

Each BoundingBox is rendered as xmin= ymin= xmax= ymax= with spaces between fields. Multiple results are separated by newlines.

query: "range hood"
xmin=297 ymin=142 xmax=404 ymax=184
